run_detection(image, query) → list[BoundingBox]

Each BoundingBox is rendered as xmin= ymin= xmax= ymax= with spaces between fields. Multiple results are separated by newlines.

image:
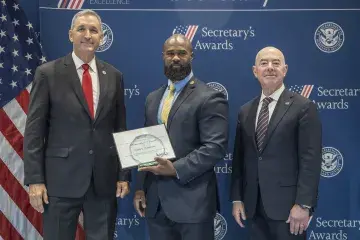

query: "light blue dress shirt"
xmin=157 ymin=71 xmax=194 ymax=124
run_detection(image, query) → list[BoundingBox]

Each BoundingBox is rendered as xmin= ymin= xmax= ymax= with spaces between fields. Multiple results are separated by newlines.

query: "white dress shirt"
xmin=72 ymin=51 xmax=100 ymax=115
xmin=255 ymin=84 xmax=285 ymax=129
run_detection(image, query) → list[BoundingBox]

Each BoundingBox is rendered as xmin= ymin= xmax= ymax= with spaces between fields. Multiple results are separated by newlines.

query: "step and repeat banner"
xmin=31 ymin=0 xmax=360 ymax=239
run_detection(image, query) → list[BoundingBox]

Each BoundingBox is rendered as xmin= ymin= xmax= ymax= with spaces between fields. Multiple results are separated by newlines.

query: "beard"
xmin=164 ymin=63 xmax=192 ymax=82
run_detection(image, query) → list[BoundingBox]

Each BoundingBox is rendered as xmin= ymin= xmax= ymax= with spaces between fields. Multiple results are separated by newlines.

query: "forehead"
xmin=73 ymin=14 xmax=101 ymax=28
xmin=164 ymin=38 xmax=190 ymax=52
xmin=257 ymin=49 xmax=284 ymax=62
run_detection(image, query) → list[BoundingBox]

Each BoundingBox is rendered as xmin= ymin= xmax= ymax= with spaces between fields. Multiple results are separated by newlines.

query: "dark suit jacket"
xmin=23 ymin=53 xmax=130 ymax=198
xmin=136 ymin=78 xmax=228 ymax=223
xmin=230 ymin=89 xmax=322 ymax=220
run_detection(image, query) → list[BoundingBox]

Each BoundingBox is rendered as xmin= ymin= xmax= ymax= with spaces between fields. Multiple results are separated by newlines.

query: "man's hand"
xmin=232 ymin=202 xmax=247 ymax=228
xmin=29 ymin=184 xmax=48 ymax=213
xmin=138 ymin=157 xmax=177 ymax=177
xmin=116 ymin=181 xmax=130 ymax=198
xmin=286 ymin=204 xmax=310 ymax=235
xmin=133 ymin=190 xmax=146 ymax=217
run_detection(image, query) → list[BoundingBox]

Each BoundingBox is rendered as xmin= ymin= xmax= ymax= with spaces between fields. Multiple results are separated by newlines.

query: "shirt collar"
xmin=167 ymin=71 xmax=194 ymax=93
xmin=72 ymin=51 xmax=97 ymax=73
xmin=260 ymin=84 xmax=285 ymax=103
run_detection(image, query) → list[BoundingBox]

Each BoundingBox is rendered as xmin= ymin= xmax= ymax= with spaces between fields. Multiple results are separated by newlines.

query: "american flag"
xmin=0 ymin=1 xmax=85 ymax=239
xmin=288 ymin=85 xmax=314 ymax=98
xmin=57 ymin=0 xmax=85 ymax=9
xmin=172 ymin=25 xmax=199 ymax=42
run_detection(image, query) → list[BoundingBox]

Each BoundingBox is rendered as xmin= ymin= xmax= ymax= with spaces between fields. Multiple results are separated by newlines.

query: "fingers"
xmin=232 ymin=204 xmax=245 ymax=228
xmin=29 ymin=191 xmax=44 ymax=213
xmin=299 ymin=223 xmax=306 ymax=235
xmin=140 ymin=196 xmax=146 ymax=209
xmin=234 ymin=212 xmax=244 ymax=228
xmin=134 ymin=200 xmax=144 ymax=217
xmin=240 ymin=206 xmax=247 ymax=221
xmin=133 ymin=199 xmax=146 ymax=217
xmin=117 ymin=182 xmax=130 ymax=198
xmin=293 ymin=221 xmax=300 ymax=235
xmin=154 ymin=157 xmax=167 ymax=165
xmin=120 ymin=185 xmax=129 ymax=198
xmin=42 ymin=189 xmax=49 ymax=204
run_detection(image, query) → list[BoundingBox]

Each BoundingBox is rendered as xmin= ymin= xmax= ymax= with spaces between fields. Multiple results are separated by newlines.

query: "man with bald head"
xmin=134 ymin=34 xmax=229 ymax=239
xmin=230 ymin=47 xmax=322 ymax=239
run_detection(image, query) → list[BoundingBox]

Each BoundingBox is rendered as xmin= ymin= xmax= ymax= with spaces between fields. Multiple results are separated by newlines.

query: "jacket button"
xmin=258 ymin=157 xmax=262 ymax=161
xmin=89 ymin=150 xmax=94 ymax=154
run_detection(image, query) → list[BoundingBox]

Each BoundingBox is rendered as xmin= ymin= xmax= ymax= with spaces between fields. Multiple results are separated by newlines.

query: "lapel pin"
xmin=285 ymin=102 xmax=290 ymax=105
xmin=102 ymin=70 xmax=106 ymax=75
xmin=190 ymin=80 xmax=195 ymax=85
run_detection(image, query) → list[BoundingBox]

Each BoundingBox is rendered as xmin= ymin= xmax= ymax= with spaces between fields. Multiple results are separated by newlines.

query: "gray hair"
xmin=70 ymin=9 xmax=102 ymax=30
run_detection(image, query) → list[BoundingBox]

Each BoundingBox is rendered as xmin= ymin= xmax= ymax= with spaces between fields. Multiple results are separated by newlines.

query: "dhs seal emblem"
xmin=314 ymin=22 xmax=344 ymax=53
xmin=206 ymin=82 xmax=229 ymax=100
xmin=97 ymin=22 xmax=113 ymax=52
xmin=321 ymin=147 xmax=343 ymax=178
xmin=214 ymin=213 xmax=227 ymax=240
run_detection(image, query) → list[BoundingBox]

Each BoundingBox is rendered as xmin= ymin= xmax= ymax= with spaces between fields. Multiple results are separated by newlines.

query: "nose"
xmin=267 ymin=62 xmax=274 ymax=70
xmin=84 ymin=29 xmax=91 ymax=39
xmin=172 ymin=54 xmax=180 ymax=62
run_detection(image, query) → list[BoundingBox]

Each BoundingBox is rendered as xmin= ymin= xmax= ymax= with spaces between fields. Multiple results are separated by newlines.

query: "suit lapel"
xmin=94 ymin=59 xmax=108 ymax=122
xmin=245 ymin=97 xmax=260 ymax=153
xmin=261 ymin=89 xmax=294 ymax=153
xmin=166 ymin=78 xmax=196 ymax=129
xmin=150 ymin=85 xmax=167 ymax=124
xmin=63 ymin=54 xmax=92 ymax=118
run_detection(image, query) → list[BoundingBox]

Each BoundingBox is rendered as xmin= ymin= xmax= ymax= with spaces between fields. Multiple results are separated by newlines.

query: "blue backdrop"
xmin=23 ymin=0 xmax=360 ymax=239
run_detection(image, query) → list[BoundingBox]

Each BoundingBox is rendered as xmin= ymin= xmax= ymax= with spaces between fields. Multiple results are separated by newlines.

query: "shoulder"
xmin=98 ymin=59 xmax=123 ymax=77
xmin=194 ymin=78 xmax=226 ymax=100
xmin=35 ymin=56 xmax=66 ymax=76
xmin=287 ymin=89 xmax=315 ymax=109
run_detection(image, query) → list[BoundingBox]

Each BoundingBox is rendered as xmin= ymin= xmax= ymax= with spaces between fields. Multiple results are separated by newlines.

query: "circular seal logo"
xmin=206 ymin=82 xmax=229 ymax=100
xmin=314 ymin=22 xmax=344 ymax=53
xmin=321 ymin=147 xmax=343 ymax=178
xmin=214 ymin=213 xmax=227 ymax=240
xmin=97 ymin=22 xmax=113 ymax=52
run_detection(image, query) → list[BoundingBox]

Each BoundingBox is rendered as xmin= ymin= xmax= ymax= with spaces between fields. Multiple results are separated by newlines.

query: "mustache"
xmin=164 ymin=63 xmax=192 ymax=81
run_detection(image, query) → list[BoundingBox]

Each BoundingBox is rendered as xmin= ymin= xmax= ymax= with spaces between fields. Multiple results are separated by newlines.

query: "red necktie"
xmin=82 ymin=64 xmax=94 ymax=119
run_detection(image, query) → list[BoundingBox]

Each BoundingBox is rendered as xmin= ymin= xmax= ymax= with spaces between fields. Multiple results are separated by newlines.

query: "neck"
xmin=74 ymin=51 xmax=94 ymax=63
xmin=262 ymin=84 xmax=282 ymax=96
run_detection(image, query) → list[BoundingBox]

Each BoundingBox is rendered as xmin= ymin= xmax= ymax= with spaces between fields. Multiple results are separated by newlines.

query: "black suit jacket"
xmin=136 ymin=78 xmax=229 ymax=223
xmin=23 ymin=54 xmax=130 ymax=198
xmin=230 ymin=89 xmax=322 ymax=220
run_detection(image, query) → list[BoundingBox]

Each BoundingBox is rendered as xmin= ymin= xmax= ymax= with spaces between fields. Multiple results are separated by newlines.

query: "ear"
xmin=283 ymin=64 xmax=288 ymax=77
xmin=99 ymin=31 xmax=104 ymax=44
xmin=252 ymin=65 xmax=257 ymax=78
xmin=69 ymin=29 xmax=73 ymax=42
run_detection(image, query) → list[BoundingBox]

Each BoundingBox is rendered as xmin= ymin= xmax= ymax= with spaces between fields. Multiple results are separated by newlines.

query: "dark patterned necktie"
xmin=256 ymin=97 xmax=273 ymax=152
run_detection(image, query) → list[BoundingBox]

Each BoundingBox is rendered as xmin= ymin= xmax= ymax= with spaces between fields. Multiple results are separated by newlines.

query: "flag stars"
xmin=10 ymin=80 xmax=18 ymax=88
xmin=1 ymin=0 xmax=6 ymax=6
xmin=11 ymin=65 xmax=18 ymax=72
xmin=0 ymin=62 xmax=3 ymax=68
xmin=40 ymin=56 xmax=47 ymax=63
xmin=26 ymin=37 xmax=33 ymax=45
xmin=12 ymin=49 xmax=19 ymax=57
xmin=12 ymin=34 xmax=19 ymax=42
xmin=25 ymin=68 xmax=32 ymax=76
xmin=0 ymin=46 xmax=4 ymax=54
xmin=0 ymin=30 xmax=6 ymax=37
xmin=0 ymin=78 xmax=2 ymax=84
xmin=26 ymin=22 xmax=33 ymax=30
xmin=0 ymin=14 xmax=6 ymax=22
xmin=25 ymin=53 xmax=32 ymax=60
xmin=12 ymin=19 xmax=19 ymax=26
xmin=13 ymin=3 xmax=20 ymax=11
